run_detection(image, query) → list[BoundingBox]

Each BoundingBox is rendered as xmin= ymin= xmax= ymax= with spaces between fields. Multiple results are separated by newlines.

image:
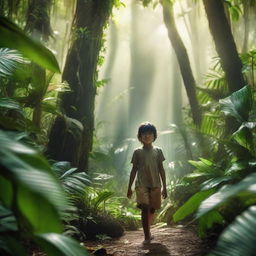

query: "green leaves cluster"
xmin=0 ymin=16 xmax=89 ymax=256
xmin=172 ymin=85 xmax=256 ymax=255
xmin=0 ymin=131 xmax=89 ymax=256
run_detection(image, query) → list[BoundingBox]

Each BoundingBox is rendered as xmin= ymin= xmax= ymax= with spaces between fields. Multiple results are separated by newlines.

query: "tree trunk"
xmin=203 ymin=0 xmax=246 ymax=93
xmin=47 ymin=0 xmax=114 ymax=171
xmin=160 ymin=0 xmax=201 ymax=126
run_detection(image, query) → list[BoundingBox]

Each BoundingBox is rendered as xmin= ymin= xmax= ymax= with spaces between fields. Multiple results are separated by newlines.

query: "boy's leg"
xmin=135 ymin=187 xmax=152 ymax=242
xmin=149 ymin=208 xmax=156 ymax=226
xmin=141 ymin=206 xmax=150 ymax=241
xmin=148 ymin=188 xmax=161 ymax=239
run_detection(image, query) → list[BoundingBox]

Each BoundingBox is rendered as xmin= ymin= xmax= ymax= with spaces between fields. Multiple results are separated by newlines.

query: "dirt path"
xmin=84 ymin=224 xmax=211 ymax=256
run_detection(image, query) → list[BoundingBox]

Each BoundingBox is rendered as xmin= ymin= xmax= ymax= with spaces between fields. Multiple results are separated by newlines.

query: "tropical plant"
xmin=0 ymin=48 xmax=24 ymax=78
xmin=51 ymin=160 xmax=136 ymax=239
xmin=51 ymin=161 xmax=91 ymax=237
xmin=0 ymin=16 xmax=89 ymax=255
xmin=172 ymin=86 xmax=256 ymax=246
xmin=65 ymin=184 xmax=125 ymax=240
xmin=0 ymin=17 xmax=71 ymax=145
xmin=0 ymin=130 xmax=89 ymax=256
xmin=207 ymin=206 xmax=256 ymax=256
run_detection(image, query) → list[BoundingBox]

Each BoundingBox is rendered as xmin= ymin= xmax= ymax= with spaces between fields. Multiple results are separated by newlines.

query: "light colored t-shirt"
xmin=131 ymin=146 xmax=165 ymax=188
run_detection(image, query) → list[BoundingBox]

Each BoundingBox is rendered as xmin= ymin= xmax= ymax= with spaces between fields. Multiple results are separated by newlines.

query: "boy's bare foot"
xmin=143 ymin=234 xmax=154 ymax=245
xmin=142 ymin=239 xmax=150 ymax=245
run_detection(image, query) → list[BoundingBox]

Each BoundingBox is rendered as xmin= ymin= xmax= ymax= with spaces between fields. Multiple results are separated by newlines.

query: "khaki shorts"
xmin=135 ymin=186 xmax=161 ymax=210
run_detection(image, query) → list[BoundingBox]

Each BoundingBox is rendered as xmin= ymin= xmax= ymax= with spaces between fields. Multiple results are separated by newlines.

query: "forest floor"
xmin=84 ymin=223 xmax=213 ymax=256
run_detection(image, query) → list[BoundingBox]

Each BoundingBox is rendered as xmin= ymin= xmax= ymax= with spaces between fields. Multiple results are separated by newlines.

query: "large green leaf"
xmin=0 ymin=17 xmax=60 ymax=73
xmin=17 ymin=185 xmax=63 ymax=233
xmin=173 ymin=189 xmax=216 ymax=222
xmin=219 ymin=86 xmax=252 ymax=122
xmin=208 ymin=206 xmax=256 ymax=256
xmin=201 ymin=177 xmax=232 ymax=191
xmin=0 ymin=130 xmax=66 ymax=233
xmin=35 ymin=233 xmax=90 ymax=256
xmin=198 ymin=173 xmax=256 ymax=218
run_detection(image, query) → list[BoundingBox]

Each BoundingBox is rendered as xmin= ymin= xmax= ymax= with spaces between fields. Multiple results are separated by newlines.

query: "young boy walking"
xmin=127 ymin=122 xmax=167 ymax=244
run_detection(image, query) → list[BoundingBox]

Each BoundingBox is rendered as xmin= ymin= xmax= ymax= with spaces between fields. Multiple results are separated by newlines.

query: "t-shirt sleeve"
xmin=158 ymin=148 xmax=165 ymax=162
xmin=131 ymin=150 xmax=138 ymax=165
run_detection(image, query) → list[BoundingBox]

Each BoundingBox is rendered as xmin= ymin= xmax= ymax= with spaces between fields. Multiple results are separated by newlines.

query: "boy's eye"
xmin=142 ymin=133 xmax=153 ymax=136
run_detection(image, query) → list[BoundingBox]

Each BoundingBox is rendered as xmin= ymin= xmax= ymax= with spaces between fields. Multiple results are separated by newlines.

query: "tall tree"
xmin=160 ymin=0 xmax=201 ymax=126
xmin=47 ymin=0 xmax=115 ymax=171
xmin=203 ymin=0 xmax=246 ymax=93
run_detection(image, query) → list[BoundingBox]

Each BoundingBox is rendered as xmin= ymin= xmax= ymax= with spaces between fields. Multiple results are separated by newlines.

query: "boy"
xmin=127 ymin=122 xmax=167 ymax=244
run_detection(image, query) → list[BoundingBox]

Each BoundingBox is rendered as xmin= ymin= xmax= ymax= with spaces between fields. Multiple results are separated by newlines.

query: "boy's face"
xmin=140 ymin=132 xmax=154 ymax=145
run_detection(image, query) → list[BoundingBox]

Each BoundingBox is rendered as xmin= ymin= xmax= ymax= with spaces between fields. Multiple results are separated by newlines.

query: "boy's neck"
xmin=143 ymin=143 xmax=153 ymax=149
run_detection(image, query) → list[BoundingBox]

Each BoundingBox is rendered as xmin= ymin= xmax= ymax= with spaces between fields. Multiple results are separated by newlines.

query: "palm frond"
xmin=0 ymin=48 xmax=24 ymax=78
xmin=200 ymin=113 xmax=224 ymax=138
xmin=52 ymin=161 xmax=91 ymax=197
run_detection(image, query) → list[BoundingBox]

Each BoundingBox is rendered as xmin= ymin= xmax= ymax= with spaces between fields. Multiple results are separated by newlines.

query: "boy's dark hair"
xmin=137 ymin=122 xmax=157 ymax=141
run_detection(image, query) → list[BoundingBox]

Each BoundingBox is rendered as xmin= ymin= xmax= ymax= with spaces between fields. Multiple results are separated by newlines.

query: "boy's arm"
xmin=159 ymin=162 xmax=167 ymax=199
xmin=127 ymin=165 xmax=137 ymax=199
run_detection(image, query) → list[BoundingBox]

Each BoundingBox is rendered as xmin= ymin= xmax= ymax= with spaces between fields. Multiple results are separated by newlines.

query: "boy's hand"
xmin=127 ymin=188 xmax=132 ymax=199
xmin=162 ymin=187 xmax=167 ymax=199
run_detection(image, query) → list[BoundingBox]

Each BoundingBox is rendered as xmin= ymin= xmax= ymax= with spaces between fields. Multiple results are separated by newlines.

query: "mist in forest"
xmin=95 ymin=0 xmax=212 ymax=164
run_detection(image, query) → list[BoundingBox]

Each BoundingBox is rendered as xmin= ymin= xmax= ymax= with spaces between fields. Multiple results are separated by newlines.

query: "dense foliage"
xmin=1 ymin=0 xmax=256 ymax=256
xmin=0 ymin=17 xmax=90 ymax=255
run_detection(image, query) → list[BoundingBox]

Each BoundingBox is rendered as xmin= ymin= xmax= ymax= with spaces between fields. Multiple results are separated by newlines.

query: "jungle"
xmin=1 ymin=0 xmax=256 ymax=255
